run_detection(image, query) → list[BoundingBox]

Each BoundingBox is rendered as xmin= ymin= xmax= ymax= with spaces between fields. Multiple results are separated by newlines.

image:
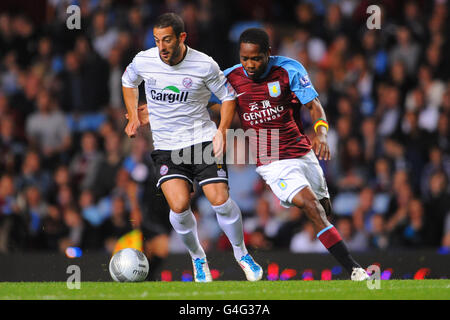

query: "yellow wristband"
xmin=313 ymin=119 xmax=329 ymax=133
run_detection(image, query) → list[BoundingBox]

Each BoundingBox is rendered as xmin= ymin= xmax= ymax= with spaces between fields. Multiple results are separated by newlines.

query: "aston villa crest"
xmin=267 ymin=81 xmax=281 ymax=98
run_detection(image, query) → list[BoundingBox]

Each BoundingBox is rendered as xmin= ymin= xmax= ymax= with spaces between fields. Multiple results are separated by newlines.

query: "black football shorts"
xmin=151 ymin=141 xmax=229 ymax=189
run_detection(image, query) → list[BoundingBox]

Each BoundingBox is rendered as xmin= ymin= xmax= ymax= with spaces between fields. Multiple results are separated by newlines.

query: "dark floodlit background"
xmin=0 ymin=0 xmax=449 ymax=280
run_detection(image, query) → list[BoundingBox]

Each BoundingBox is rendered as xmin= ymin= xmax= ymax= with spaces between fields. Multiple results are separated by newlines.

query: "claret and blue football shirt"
xmin=224 ymin=56 xmax=319 ymax=166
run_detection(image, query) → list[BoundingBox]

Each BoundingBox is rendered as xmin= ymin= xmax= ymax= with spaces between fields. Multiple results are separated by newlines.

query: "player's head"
xmin=153 ymin=13 xmax=187 ymax=65
xmin=239 ymin=28 xmax=271 ymax=80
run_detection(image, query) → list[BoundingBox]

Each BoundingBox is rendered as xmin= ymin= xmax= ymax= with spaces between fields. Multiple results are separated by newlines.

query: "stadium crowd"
xmin=0 ymin=0 xmax=449 ymax=256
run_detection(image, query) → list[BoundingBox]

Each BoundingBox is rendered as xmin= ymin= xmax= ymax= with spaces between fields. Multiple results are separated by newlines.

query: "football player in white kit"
xmin=122 ymin=13 xmax=262 ymax=282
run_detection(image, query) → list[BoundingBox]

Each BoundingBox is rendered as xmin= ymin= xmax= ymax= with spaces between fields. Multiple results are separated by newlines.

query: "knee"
xmin=293 ymin=193 xmax=326 ymax=219
xmin=210 ymin=195 xmax=230 ymax=207
xmin=170 ymin=202 xmax=191 ymax=214
xmin=208 ymin=190 xmax=230 ymax=207
xmin=304 ymin=199 xmax=324 ymax=217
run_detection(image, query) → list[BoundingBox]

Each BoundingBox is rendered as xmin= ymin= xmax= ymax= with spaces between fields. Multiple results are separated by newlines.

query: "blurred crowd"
xmin=0 ymin=0 xmax=449 ymax=256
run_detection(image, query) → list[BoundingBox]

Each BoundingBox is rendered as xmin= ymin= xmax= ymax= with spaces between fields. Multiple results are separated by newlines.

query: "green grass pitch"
xmin=0 ymin=280 xmax=449 ymax=300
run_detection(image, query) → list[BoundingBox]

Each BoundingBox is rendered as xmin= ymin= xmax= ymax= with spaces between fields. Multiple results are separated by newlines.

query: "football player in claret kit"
xmin=122 ymin=13 xmax=262 ymax=282
xmin=222 ymin=28 xmax=369 ymax=281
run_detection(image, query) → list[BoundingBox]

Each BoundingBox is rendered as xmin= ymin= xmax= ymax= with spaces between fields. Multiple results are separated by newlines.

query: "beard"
xmin=168 ymin=39 xmax=182 ymax=65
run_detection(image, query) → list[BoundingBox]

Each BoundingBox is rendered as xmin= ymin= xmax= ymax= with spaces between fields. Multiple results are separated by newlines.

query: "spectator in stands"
xmin=0 ymin=13 xmax=14 ymax=61
xmin=0 ymin=174 xmax=24 ymax=252
xmin=40 ymin=205 xmax=66 ymax=251
xmin=78 ymin=189 xmax=103 ymax=228
xmin=353 ymin=187 xmax=377 ymax=233
xmin=99 ymin=196 xmax=133 ymax=253
xmin=418 ymin=64 xmax=446 ymax=111
xmin=25 ymin=90 xmax=71 ymax=168
xmin=15 ymin=150 xmax=52 ymax=198
xmin=402 ymin=0 xmax=426 ymax=42
xmin=336 ymin=216 xmax=368 ymax=252
xmin=430 ymin=110 xmax=450 ymax=154
xmin=389 ymin=60 xmax=411 ymax=104
xmin=272 ymin=206 xmax=304 ymax=249
xmin=321 ymin=3 xmax=349 ymax=44
xmin=32 ymin=36 xmax=54 ymax=77
xmin=385 ymin=175 xmax=413 ymax=232
xmin=58 ymin=51 xmax=83 ymax=112
xmin=382 ymin=137 xmax=408 ymax=175
xmin=0 ymin=114 xmax=26 ymax=174
xmin=18 ymin=185 xmax=48 ymax=249
xmin=423 ymin=170 xmax=450 ymax=246
xmin=368 ymin=213 xmax=390 ymax=250
xmin=376 ymin=85 xmax=402 ymax=138
xmin=370 ymin=157 xmax=393 ymax=193
xmin=55 ymin=184 xmax=76 ymax=214
xmin=69 ymin=131 xmax=103 ymax=191
xmin=290 ymin=221 xmax=327 ymax=253
xmin=390 ymin=198 xmax=428 ymax=248
xmin=9 ymin=14 xmax=37 ymax=68
xmin=92 ymin=131 xmax=123 ymax=199
xmin=420 ymin=146 xmax=450 ymax=197
xmin=389 ymin=26 xmax=420 ymax=76
xmin=243 ymin=197 xmax=281 ymax=249
xmin=360 ymin=29 xmax=388 ymax=77
xmin=48 ymin=164 xmax=73 ymax=204
xmin=90 ymin=10 xmax=119 ymax=60
xmin=360 ymin=117 xmax=382 ymax=164
xmin=126 ymin=6 xmax=147 ymax=51
xmin=59 ymin=205 xmax=99 ymax=252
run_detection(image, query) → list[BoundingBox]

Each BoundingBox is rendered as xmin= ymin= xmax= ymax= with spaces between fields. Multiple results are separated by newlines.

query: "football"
xmin=109 ymin=248 xmax=149 ymax=282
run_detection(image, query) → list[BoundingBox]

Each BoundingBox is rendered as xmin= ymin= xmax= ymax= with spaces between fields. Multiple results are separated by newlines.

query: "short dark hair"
xmin=239 ymin=28 xmax=270 ymax=53
xmin=154 ymin=13 xmax=185 ymax=37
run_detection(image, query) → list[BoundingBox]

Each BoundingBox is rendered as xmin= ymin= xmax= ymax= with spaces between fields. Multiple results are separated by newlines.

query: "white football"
xmin=109 ymin=248 xmax=149 ymax=282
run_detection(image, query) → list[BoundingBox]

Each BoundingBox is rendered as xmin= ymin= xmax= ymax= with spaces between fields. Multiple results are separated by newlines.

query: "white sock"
xmin=169 ymin=209 xmax=205 ymax=260
xmin=212 ymin=197 xmax=248 ymax=261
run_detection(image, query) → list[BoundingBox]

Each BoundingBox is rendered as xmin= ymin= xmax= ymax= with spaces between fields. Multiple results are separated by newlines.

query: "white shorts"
xmin=255 ymin=150 xmax=330 ymax=208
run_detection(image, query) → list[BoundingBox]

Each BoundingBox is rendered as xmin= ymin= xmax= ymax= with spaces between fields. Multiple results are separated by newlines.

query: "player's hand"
xmin=125 ymin=116 xmax=140 ymax=138
xmin=125 ymin=105 xmax=149 ymax=126
xmin=312 ymin=132 xmax=331 ymax=161
xmin=213 ymin=128 xmax=226 ymax=159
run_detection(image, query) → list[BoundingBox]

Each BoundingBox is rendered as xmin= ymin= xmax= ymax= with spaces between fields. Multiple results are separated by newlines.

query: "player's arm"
xmin=122 ymin=56 xmax=144 ymax=138
xmin=204 ymin=60 xmax=237 ymax=158
xmin=285 ymin=58 xmax=330 ymax=161
xmin=214 ymin=98 xmax=236 ymax=157
xmin=123 ymin=86 xmax=141 ymax=138
xmin=304 ymin=97 xmax=331 ymax=161
xmin=126 ymin=104 xmax=149 ymax=125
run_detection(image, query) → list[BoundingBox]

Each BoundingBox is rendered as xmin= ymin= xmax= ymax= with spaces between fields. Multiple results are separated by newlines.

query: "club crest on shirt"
xmin=160 ymin=165 xmax=169 ymax=176
xmin=267 ymin=81 xmax=281 ymax=97
xmin=217 ymin=168 xmax=227 ymax=177
xmin=278 ymin=179 xmax=287 ymax=190
xmin=182 ymin=77 xmax=193 ymax=88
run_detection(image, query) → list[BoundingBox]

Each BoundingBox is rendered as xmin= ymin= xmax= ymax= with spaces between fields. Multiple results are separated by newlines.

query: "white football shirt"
xmin=122 ymin=46 xmax=236 ymax=150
